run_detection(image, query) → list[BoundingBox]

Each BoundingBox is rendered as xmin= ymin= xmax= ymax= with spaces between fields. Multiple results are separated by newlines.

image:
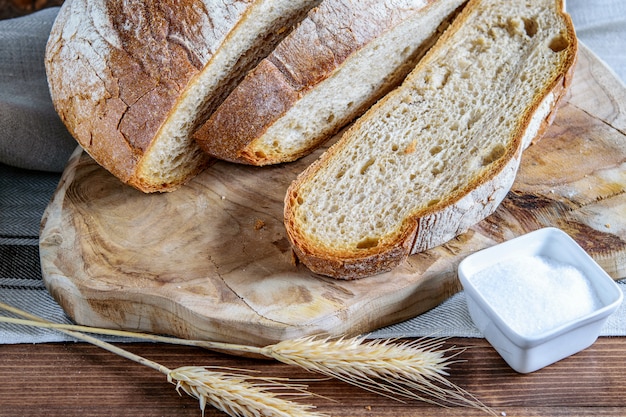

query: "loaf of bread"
xmin=45 ymin=0 xmax=318 ymax=192
xmin=192 ymin=0 xmax=466 ymax=166
xmin=284 ymin=0 xmax=577 ymax=279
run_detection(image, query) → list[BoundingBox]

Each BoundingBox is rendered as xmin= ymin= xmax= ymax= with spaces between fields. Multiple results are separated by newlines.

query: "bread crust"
xmin=284 ymin=0 xmax=578 ymax=279
xmin=45 ymin=0 xmax=317 ymax=192
xmin=192 ymin=0 xmax=459 ymax=166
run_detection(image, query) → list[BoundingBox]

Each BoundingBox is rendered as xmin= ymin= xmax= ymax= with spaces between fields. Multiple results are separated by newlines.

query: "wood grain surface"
xmin=39 ymin=44 xmax=626 ymax=346
xmin=2 ymin=337 xmax=626 ymax=416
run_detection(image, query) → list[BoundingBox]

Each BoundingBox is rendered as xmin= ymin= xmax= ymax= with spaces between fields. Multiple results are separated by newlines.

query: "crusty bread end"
xmin=45 ymin=0 xmax=318 ymax=192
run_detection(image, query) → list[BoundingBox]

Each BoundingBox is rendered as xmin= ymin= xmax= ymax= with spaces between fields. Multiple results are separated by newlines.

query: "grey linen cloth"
xmin=1 ymin=2 xmax=625 ymax=343
xmin=0 ymin=7 xmax=76 ymax=173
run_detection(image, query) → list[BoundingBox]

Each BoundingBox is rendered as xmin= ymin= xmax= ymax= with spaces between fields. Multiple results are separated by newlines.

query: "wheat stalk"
xmin=0 ymin=301 xmax=495 ymax=415
xmin=169 ymin=367 xmax=325 ymax=417
xmin=0 ymin=301 xmax=325 ymax=417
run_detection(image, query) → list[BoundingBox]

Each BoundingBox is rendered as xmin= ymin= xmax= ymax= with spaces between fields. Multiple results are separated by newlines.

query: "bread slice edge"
xmin=284 ymin=0 xmax=578 ymax=279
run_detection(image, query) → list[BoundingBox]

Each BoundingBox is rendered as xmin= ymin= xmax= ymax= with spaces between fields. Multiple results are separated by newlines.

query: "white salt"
xmin=470 ymin=255 xmax=602 ymax=337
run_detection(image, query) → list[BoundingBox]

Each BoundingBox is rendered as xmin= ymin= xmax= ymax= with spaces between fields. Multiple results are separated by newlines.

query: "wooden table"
xmin=1 ymin=337 xmax=625 ymax=416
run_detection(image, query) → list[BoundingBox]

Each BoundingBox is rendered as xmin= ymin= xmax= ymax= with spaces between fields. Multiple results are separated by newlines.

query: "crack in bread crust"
xmin=46 ymin=0 xmax=319 ymax=192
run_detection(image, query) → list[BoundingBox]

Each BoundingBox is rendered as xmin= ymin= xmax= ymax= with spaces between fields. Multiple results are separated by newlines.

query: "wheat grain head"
xmin=263 ymin=336 xmax=495 ymax=414
xmin=168 ymin=366 xmax=328 ymax=417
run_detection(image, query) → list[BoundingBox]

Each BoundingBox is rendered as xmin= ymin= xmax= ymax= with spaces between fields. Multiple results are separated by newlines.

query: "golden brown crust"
xmin=45 ymin=0 xmax=319 ymax=192
xmin=283 ymin=0 xmax=578 ymax=279
xmin=193 ymin=0 xmax=441 ymax=166
xmin=194 ymin=58 xmax=303 ymax=164
xmin=46 ymin=0 xmax=220 ymax=188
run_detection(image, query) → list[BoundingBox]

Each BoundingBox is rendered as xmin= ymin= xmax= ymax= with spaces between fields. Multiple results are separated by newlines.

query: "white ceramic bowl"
xmin=458 ymin=227 xmax=623 ymax=373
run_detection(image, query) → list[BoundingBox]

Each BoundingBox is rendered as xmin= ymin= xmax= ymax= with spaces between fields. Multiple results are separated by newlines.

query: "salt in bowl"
xmin=458 ymin=227 xmax=623 ymax=373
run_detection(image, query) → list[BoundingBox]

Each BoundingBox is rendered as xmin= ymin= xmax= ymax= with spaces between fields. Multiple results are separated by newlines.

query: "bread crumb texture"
xmin=247 ymin=0 xmax=439 ymax=162
xmin=196 ymin=0 xmax=468 ymax=166
xmin=286 ymin=0 xmax=574 ymax=271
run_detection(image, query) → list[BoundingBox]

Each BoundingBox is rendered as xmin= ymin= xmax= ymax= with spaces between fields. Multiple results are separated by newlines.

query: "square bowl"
xmin=458 ymin=227 xmax=623 ymax=373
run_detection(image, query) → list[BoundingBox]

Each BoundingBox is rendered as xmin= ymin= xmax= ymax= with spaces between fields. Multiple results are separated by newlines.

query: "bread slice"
xmin=284 ymin=0 xmax=577 ymax=279
xmin=192 ymin=0 xmax=467 ymax=166
xmin=45 ymin=0 xmax=319 ymax=192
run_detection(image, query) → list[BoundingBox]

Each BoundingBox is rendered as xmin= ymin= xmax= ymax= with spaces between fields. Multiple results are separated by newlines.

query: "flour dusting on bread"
xmin=46 ymin=0 xmax=319 ymax=192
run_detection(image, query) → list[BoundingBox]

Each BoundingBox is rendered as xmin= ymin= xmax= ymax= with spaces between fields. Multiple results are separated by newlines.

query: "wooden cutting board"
xmin=40 ymin=45 xmax=626 ymax=346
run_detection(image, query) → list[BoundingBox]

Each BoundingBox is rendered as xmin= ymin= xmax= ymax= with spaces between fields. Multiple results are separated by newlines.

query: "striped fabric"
xmin=0 ymin=163 xmax=77 ymax=342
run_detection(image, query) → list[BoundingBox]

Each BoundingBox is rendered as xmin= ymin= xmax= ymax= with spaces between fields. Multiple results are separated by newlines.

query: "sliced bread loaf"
xmin=45 ymin=0 xmax=318 ymax=192
xmin=192 ymin=0 xmax=466 ymax=166
xmin=284 ymin=0 xmax=577 ymax=279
